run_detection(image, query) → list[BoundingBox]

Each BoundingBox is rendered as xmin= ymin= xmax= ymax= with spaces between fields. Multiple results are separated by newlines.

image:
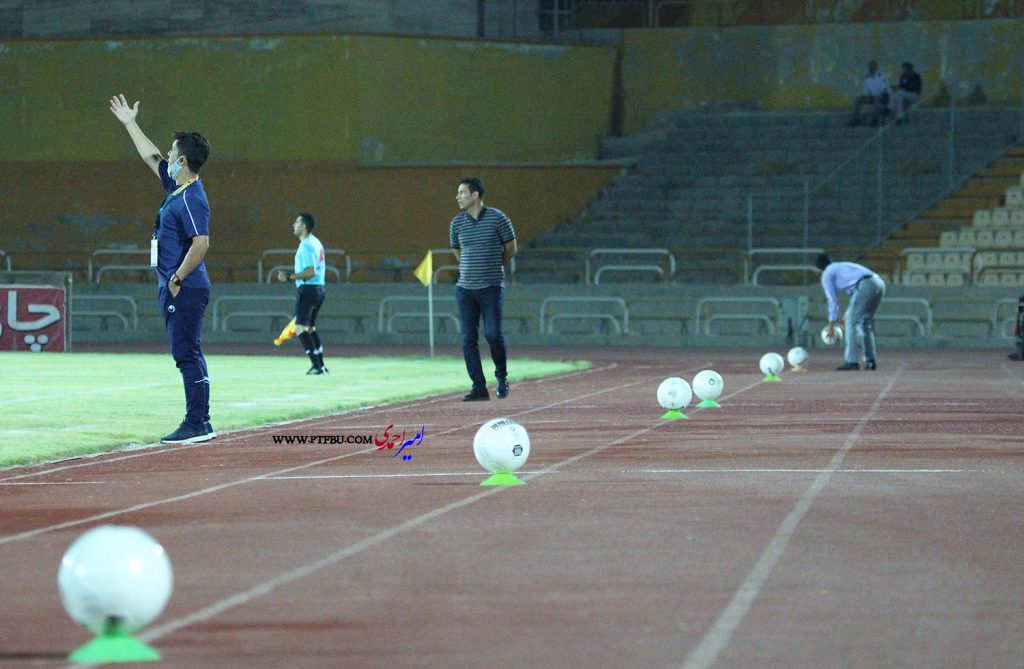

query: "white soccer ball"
xmin=473 ymin=418 xmax=530 ymax=474
xmin=58 ymin=525 xmax=173 ymax=635
xmin=821 ymin=325 xmax=844 ymax=345
xmin=657 ymin=377 xmax=692 ymax=410
xmin=692 ymin=370 xmax=724 ymax=401
xmin=786 ymin=347 xmax=808 ymax=367
xmin=759 ymin=352 xmax=785 ymax=376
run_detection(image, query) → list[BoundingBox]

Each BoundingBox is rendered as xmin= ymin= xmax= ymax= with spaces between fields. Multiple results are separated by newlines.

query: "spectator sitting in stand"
xmin=891 ymin=62 xmax=922 ymax=124
xmin=848 ymin=60 xmax=891 ymax=127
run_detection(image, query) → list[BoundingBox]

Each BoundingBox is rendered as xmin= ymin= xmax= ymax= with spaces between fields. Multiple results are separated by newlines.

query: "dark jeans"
xmin=159 ymin=285 xmax=211 ymax=426
xmin=455 ymin=285 xmax=507 ymax=390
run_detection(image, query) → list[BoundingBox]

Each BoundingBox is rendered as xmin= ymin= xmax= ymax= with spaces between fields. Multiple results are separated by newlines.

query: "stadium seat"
xmin=927 ymin=273 xmax=946 ymax=286
xmin=991 ymin=209 xmax=1011 ymax=228
xmin=998 ymin=251 xmax=1016 ymax=266
xmin=943 ymin=252 xmax=963 ymax=267
xmin=908 ymin=274 xmax=926 ymax=286
xmin=925 ymin=251 xmax=943 ymax=267
xmin=976 ymin=251 xmax=998 ymax=268
xmin=1011 ymin=209 xmax=1024 ymax=227
xmin=957 ymin=230 xmax=976 ymax=246
xmin=1001 ymin=273 xmax=1019 ymax=286
xmin=1007 ymin=187 xmax=1024 ymax=208
xmin=905 ymin=252 xmax=924 ymax=268
xmin=946 ymin=273 xmax=964 ymax=287
xmin=939 ymin=231 xmax=958 ymax=247
xmin=975 ymin=230 xmax=994 ymax=248
xmin=972 ymin=209 xmax=992 ymax=228
xmin=995 ymin=230 xmax=1014 ymax=247
xmin=979 ymin=273 xmax=1000 ymax=287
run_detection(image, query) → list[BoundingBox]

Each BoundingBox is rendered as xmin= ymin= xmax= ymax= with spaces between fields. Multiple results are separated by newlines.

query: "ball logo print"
xmin=167 ymin=304 xmax=176 ymax=313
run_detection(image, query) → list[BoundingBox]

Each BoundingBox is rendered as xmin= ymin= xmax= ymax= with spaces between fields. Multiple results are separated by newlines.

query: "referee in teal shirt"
xmin=277 ymin=213 xmax=328 ymax=374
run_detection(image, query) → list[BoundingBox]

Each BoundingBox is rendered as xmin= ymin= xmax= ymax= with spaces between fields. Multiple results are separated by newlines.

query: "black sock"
xmin=298 ymin=332 xmax=318 ymax=367
xmin=311 ymin=331 xmax=325 ymax=368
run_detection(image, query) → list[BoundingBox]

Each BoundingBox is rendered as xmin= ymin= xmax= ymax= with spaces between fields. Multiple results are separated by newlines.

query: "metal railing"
xmin=745 ymin=105 xmax=1024 ymax=254
xmin=585 ymin=248 xmax=676 ymax=285
xmin=539 ymin=296 xmax=629 ymax=334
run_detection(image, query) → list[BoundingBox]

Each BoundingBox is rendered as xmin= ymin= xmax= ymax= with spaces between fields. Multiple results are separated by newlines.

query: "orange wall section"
xmin=0 ymin=161 xmax=621 ymax=280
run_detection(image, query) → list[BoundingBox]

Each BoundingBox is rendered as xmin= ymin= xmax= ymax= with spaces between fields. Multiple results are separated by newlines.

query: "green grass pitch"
xmin=0 ymin=353 xmax=589 ymax=468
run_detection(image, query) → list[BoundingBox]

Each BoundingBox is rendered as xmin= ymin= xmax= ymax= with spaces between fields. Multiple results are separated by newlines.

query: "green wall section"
xmin=353 ymin=37 xmax=617 ymax=163
xmin=0 ymin=34 xmax=615 ymax=163
xmin=2 ymin=36 xmax=359 ymax=161
xmin=622 ymin=19 xmax=1024 ymax=134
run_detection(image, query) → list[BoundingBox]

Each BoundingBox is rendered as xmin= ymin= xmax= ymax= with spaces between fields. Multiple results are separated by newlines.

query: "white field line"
xmin=0 ymin=363 xmax=686 ymax=545
xmin=52 ymin=363 xmax=739 ymax=669
xmin=678 ymin=367 xmax=902 ymax=669
xmin=0 ymin=363 xmax=619 ymax=481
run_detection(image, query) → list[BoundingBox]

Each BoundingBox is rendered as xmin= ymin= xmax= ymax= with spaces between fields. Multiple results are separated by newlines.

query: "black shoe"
xmin=865 ymin=360 xmax=877 ymax=370
xmin=1009 ymin=352 xmax=1023 ymax=361
xmin=836 ymin=362 xmax=860 ymax=371
xmin=161 ymin=421 xmax=216 ymax=444
xmin=306 ymin=366 xmax=325 ymax=375
xmin=463 ymin=388 xmax=490 ymax=402
xmin=497 ymin=377 xmax=510 ymax=398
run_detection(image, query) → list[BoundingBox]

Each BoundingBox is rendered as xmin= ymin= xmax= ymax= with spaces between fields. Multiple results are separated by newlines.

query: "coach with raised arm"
xmin=109 ymin=93 xmax=216 ymax=444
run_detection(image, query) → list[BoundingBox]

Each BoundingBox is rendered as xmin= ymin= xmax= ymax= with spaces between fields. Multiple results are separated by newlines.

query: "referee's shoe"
xmin=161 ymin=421 xmax=217 ymax=444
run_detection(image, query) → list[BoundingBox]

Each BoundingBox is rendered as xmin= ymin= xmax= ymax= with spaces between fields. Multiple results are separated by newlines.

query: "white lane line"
xmin=0 ymin=363 xmax=665 ymax=545
xmin=263 ymin=468 xmax=974 ymax=481
xmin=0 ymin=363 xmax=618 ymax=482
xmin=678 ymin=367 xmax=902 ymax=669
xmin=59 ymin=362 xmax=727 ymax=669
xmin=0 ymin=481 xmax=105 ymax=486
xmin=635 ymin=468 xmax=973 ymax=474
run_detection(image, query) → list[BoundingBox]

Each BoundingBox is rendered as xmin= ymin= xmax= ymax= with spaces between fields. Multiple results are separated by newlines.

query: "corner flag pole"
xmin=413 ymin=250 xmax=434 ymax=358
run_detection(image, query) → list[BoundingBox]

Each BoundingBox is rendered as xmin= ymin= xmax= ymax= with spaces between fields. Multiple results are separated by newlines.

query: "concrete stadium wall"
xmin=0 ymin=33 xmax=619 ymax=273
xmin=621 ymin=19 xmax=1024 ymax=134
xmin=0 ymin=161 xmax=621 ymax=276
xmin=0 ymin=1 xmax=541 ymax=41
xmin=0 ymin=34 xmax=616 ymax=163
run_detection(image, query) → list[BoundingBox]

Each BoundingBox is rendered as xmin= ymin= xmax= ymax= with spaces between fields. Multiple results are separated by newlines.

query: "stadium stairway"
xmin=862 ymin=145 xmax=1024 ymax=278
xmin=515 ymin=107 xmax=1022 ymax=284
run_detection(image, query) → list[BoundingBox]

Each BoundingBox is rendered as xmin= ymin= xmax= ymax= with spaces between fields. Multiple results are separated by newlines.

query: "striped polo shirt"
xmin=449 ymin=205 xmax=515 ymax=289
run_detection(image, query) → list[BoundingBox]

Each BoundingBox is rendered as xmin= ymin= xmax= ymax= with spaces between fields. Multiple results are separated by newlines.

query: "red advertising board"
xmin=0 ymin=285 xmax=67 ymax=352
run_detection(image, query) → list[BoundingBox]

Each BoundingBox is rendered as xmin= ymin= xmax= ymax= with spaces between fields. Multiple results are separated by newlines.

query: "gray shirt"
xmin=449 ymin=206 xmax=515 ymax=289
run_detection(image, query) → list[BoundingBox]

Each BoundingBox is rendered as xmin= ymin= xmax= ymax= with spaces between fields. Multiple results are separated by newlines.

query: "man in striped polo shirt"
xmin=450 ymin=177 xmax=517 ymax=401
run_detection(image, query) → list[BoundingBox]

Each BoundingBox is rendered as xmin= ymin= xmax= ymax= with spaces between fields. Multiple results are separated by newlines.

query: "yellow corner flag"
xmin=274 ymin=318 xmax=297 ymax=346
xmin=413 ymin=250 xmax=433 ymax=287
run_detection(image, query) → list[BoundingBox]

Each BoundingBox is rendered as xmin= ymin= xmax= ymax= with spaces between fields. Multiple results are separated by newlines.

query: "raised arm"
xmin=109 ymin=94 xmax=162 ymax=177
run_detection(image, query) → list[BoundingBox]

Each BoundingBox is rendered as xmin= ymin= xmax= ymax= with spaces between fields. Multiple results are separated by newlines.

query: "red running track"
xmin=1 ymin=348 xmax=1022 ymax=669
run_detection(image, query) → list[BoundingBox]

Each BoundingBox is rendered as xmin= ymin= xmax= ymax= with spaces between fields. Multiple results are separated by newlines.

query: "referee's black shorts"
xmin=294 ymin=284 xmax=325 ymax=327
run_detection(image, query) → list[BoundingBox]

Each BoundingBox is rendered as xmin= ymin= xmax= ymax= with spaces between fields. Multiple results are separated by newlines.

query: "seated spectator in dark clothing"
xmin=891 ymin=61 xmax=922 ymax=123
xmin=848 ymin=60 xmax=891 ymax=127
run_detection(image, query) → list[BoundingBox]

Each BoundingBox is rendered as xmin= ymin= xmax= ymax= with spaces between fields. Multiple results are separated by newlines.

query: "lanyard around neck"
xmin=163 ymin=177 xmax=198 ymax=208
xmin=155 ymin=177 xmax=199 ymax=235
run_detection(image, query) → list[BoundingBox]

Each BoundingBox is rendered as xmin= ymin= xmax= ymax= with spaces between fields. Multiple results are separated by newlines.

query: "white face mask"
xmin=167 ymin=157 xmax=184 ymax=180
